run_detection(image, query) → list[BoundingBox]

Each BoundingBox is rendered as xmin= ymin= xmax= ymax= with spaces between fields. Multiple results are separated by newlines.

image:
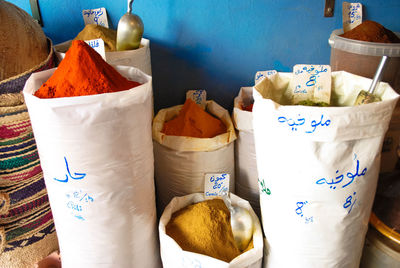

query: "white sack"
xmin=232 ymin=87 xmax=260 ymax=216
xmin=159 ymin=193 xmax=263 ymax=268
xmin=153 ymin=101 xmax=236 ymax=214
xmin=54 ymin=38 xmax=152 ymax=75
xmin=252 ymin=71 xmax=399 ymax=268
xmin=22 ymin=66 xmax=160 ymax=268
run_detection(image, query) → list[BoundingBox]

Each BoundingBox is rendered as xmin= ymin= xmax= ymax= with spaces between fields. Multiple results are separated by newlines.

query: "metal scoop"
xmin=116 ymin=0 xmax=144 ymax=51
xmin=354 ymin=56 xmax=388 ymax=105
xmin=221 ymin=190 xmax=254 ymax=251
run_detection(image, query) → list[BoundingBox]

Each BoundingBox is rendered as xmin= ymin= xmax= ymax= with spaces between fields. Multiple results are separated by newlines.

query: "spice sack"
xmin=22 ymin=66 xmax=159 ymax=268
xmin=159 ymin=193 xmax=264 ymax=268
xmin=253 ymin=71 xmax=399 ymax=268
xmin=152 ymin=100 xmax=237 ymax=214
xmin=232 ymin=87 xmax=260 ymax=217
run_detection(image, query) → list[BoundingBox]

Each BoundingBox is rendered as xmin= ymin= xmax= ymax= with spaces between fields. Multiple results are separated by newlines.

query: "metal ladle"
xmin=354 ymin=55 xmax=388 ymax=105
xmin=116 ymin=0 xmax=144 ymax=51
xmin=221 ymin=189 xmax=254 ymax=251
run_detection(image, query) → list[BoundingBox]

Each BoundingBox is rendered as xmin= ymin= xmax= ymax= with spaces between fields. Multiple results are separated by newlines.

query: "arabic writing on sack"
xmin=54 ymin=157 xmax=86 ymax=183
xmin=277 ymin=114 xmax=331 ymax=133
xmin=343 ymin=192 xmax=357 ymax=214
xmin=258 ymin=178 xmax=271 ymax=196
xmin=315 ymin=156 xmax=367 ymax=190
xmin=294 ymin=65 xmax=328 ymax=92
xmin=295 ymin=201 xmax=314 ymax=224
xmin=65 ymin=189 xmax=94 ymax=221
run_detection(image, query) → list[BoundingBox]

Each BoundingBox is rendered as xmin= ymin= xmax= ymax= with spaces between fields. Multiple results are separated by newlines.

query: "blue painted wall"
xmin=9 ymin=0 xmax=400 ymax=112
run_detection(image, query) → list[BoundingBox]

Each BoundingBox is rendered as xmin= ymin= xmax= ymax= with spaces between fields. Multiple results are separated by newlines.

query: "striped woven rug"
xmin=0 ymin=92 xmax=58 ymax=267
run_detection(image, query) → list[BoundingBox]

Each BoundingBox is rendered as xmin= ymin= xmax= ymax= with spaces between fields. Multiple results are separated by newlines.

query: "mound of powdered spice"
xmin=34 ymin=40 xmax=141 ymax=98
xmin=166 ymin=199 xmax=252 ymax=262
xmin=162 ymin=99 xmax=227 ymax=138
xmin=340 ymin=20 xmax=400 ymax=43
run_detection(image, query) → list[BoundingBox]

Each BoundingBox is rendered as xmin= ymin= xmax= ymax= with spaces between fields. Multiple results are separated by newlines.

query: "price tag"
xmin=85 ymin=39 xmax=106 ymax=60
xmin=342 ymin=2 xmax=362 ymax=32
xmin=82 ymin=7 xmax=109 ymax=28
xmin=291 ymin=64 xmax=331 ymax=105
xmin=255 ymin=70 xmax=277 ymax=84
xmin=204 ymin=173 xmax=230 ymax=199
xmin=186 ymin=90 xmax=207 ymax=109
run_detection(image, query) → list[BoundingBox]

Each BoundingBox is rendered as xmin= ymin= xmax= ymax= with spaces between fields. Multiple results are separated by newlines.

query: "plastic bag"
xmin=253 ymin=71 xmax=399 ymax=268
xmin=159 ymin=193 xmax=263 ymax=268
xmin=22 ymin=66 xmax=160 ymax=268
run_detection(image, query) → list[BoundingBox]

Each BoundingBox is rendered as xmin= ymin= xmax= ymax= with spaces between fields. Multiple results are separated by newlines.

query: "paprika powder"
xmin=340 ymin=20 xmax=400 ymax=43
xmin=162 ymin=99 xmax=227 ymax=138
xmin=34 ymin=40 xmax=140 ymax=98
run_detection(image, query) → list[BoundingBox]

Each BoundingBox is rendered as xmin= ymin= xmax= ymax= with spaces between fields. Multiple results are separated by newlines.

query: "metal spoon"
xmin=354 ymin=56 xmax=388 ymax=105
xmin=116 ymin=0 xmax=144 ymax=51
xmin=221 ymin=189 xmax=254 ymax=251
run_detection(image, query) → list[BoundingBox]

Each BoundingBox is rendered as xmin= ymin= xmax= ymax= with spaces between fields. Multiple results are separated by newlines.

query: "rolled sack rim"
xmin=152 ymin=100 xmax=237 ymax=152
xmin=159 ymin=192 xmax=264 ymax=265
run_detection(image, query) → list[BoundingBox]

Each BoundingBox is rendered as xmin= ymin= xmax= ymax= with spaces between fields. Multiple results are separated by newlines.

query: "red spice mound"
xmin=241 ymin=103 xmax=253 ymax=112
xmin=34 ymin=40 xmax=141 ymax=98
xmin=340 ymin=20 xmax=400 ymax=43
xmin=162 ymin=99 xmax=227 ymax=138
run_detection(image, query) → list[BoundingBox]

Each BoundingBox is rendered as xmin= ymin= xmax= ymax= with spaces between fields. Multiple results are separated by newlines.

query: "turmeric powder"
xmin=166 ymin=199 xmax=252 ymax=263
xmin=162 ymin=99 xmax=227 ymax=138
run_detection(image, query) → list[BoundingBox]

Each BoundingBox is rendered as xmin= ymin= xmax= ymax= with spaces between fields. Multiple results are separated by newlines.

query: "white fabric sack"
xmin=22 ymin=66 xmax=160 ymax=268
xmin=232 ymin=87 xmax=260 ymax=217
xmin=159 ymin=193 xmax=263 ymax=268
xmin=252 ymin=71 xmax=399 ymax=268
xmin=54 ymin=38 xmax=152 ymax=75
xmin=153 ymin=101 xmax=237 ymax=214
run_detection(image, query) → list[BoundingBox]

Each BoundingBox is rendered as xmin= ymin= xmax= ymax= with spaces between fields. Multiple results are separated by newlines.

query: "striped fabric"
xmin=0 ymin=42 xmax=59 ymax=267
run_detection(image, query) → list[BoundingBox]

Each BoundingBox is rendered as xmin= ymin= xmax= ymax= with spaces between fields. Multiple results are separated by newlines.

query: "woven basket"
xmin=0 ymin=38 xmax=55 ymax=94
xmin=0 ymin=42 xmax=59 ymax=267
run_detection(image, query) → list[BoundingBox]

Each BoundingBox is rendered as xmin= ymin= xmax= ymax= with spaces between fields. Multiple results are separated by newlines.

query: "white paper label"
xmin=342 ymin=2 xmax=362 ymax=32
xmin=255 ymin=70 xmax=277 ymax=84
xmin=82 ymin=7 xmax=109 ymax=28
xmin=186 ymin=90 xmax=207 ymax=109
xmin=85 ymin=39 xmax=106 ymax=60
xmin=204 ymin=173 xmax=230 ymax=199
xmin=291 ymin=64 xmax=331 ymax=105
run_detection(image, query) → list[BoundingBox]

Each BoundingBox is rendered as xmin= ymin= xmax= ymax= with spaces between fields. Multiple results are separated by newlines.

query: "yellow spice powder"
xmin=166 ymin=199 xmax=247 ymax=262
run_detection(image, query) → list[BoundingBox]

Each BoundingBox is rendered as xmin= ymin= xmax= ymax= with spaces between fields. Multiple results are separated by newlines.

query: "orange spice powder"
xmin=34 ymin=40 xmax=141 ymax=98
xmin=162 ymin=99 xmax=227 ymax=138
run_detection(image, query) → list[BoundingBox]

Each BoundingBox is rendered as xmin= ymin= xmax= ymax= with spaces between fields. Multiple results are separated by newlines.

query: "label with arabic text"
xmin=204 ymin=173 xmax=230 ymax=199
xmin=291 ymin=64 xmax=331 ymax=105
xmin=342 ymin=2 xmax=362 ymax=32
xmin=82 ymin=7 xmax=109 ymax=28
